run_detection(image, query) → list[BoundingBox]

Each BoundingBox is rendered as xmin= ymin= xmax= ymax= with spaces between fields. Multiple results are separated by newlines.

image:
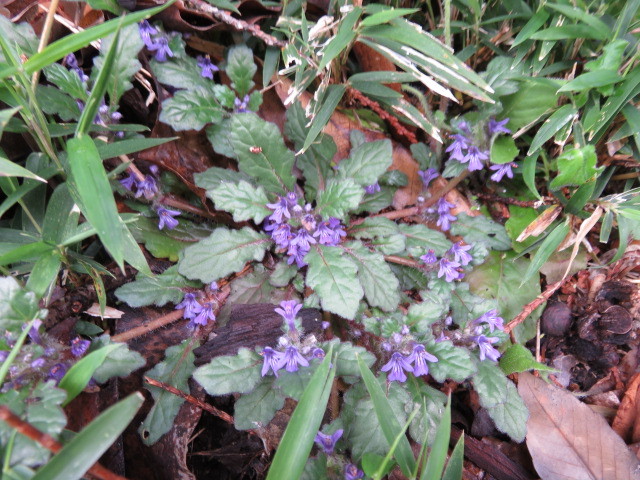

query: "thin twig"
xmin=144 ymin=377 xmax=234 ymax=424
xmin=0 ymin=406 xmax=127 ymax=480
xmin=384 ymin=255 xmax=423 ymax=268
xmin=31 ymin=0 xmax=62 ymax=87
xmin=476 ymin=192 xmax=549 ymax=208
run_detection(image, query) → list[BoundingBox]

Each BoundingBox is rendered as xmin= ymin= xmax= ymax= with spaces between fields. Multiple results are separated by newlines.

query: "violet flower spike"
xmin=364 ymin=182 xmax=381 ymax=194
xmin=448 ymin=242 xmax=473 ymax=266
xmin=473 ymin=309 xmax=504 ymax=332
xmin=197 ymin=56 xmax=219 ymax=79
xmin=463 ymin=146 xmax=489 ymax=172
xmin=27 ymin=319 xmax=43 ymax=345
xmin=314 ymin=429 xmax=343 ymax=455
xmin=234 ymin=94 xmax=251 ymax=113
xmin=344 ymin=464 xmax=364 ymax=480
xmin=149 ymin=36 xmax=174 ymax=62
xmin=269 ymin=223 xmax=293 ymax=249
xmin=313 ymin=218 xmax=346 ymax=246
xmin=191 ymin=302 xmax=216 ymax=327
xmin=311 ymin=347 xmax=325 ymax=359
xmin=381 ymin=352 xmax=413 ymax=382
xmin=281 ymin=345 xmax=309 ymax=372
xmin=286 ymin=244 xmax=309 ymax=268
xmin=488 ymin=117 xmax=511 ymax=136
xmin=47 ymin=363 xmax=67 ymax=383
xmin=70 ymin=337 xmax=90 ymax=357
xmin=175 ymin=293 xmax=203 ymax=320
xmin=261 ymin=347 xmax=284 ymax=377
xmin=445 ymin=134 xmax=469 ymax=162
xmin=274 ymin=300 xmax=302 ymax=326
xmin=266 ymin=196 xmax=292 ymax=224
xmin=418 ymin=168 xmax=439 ymax=188
xmin=119 ymin=172 xmax=138 ymax=192
xmin=134 ymin=175 xmax=158 ymax=200
xmin=420 ymin=249 xmax=438 ymax=264
xmin=138 ymin=20 xmax=158 ymax=49
xmin=436 ymin=197 xmax=457 ymax=231
xmin=290 ymin=229 xmax=317 ymax=251
xmin=475 ymin=334 xmax=501 ymax=362
xmin=406 ymin=344 xmax=438 ymax=377
xmin=157 ymin=207 xmax=181 ymax=230
xmin=489 ymin=162 xmax=516 ymax=182
xmin=438 ymin=258 xmax=461 ymax=283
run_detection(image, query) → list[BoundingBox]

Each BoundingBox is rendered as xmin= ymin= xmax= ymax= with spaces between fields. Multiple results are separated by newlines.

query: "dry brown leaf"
xmin=613 ymin=374 xmax=640 ymax=442
xmin=516 ymin=205 xmax=562 ymax=242
xmin=519 ymin=372 xmax=640 ymax=480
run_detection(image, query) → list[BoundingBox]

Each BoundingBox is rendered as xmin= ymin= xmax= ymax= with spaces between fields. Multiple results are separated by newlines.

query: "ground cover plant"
xmin=0 ymin=0 xmax=639 ymax=478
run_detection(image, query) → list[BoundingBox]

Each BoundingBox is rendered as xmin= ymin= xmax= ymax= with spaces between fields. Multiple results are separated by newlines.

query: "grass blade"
xmin=301 ymin=84 xmax=346 ymax=153
xmin=421 ymin=395 xmax=452 ymax=480
xmin=266 ymin=346 xmax=335 ymax=480
xmin=441 ymin=432 xmax=464 ymax=480
xmin=521 ymin=220 xmax=569 ymax=286
xmin=372 ymin=406 xmax=420 ymax=480
xmin=31 ymin=393 xmax=144 ymax=480
xmin=356 ymin=354 xmax=416 ymax=477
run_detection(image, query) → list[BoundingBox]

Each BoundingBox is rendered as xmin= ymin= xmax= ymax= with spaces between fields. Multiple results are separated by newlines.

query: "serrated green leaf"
xmin=343 ymin=241 xmax=399 ymax=312
xmin=208 ymin=181 xmax=270 ymax=223
xmin=500 ymin=80 xmax=557 ymax=130
xmin=450 ymin=213 xmax=511 ymax=250
xmin=499 ymin=344 xmax=555 ymax=375
xmin=269 ymin=261 xmax=298 ymax=288
xmin=178 ymin=227 xmax=270 ymax=283
xmin=549 ymin=145 xmax=598 ymax=189
xmin=0 ymin=276 xmax=40 ymax=332
xmin=151 ymin=54 xmax=211 ymax=91
xmin=406 ymin=379 xmax=446 ymax=447
xmin=490 ymin=136 xmax=519 ymax=165
xmin=472 ymin=360 xmax=528 ymax=442
xmin=355 ymin=186 xmax=394 ymax=214
xmin=306 ymin=245 xmax=364 ymax=319
xmin=91 ymin=340 xmax=146 ymax=384
xmin=428 ymin=341 xmax=476 ymax=382
xmin=194 ymin=166 xmax=252 ymax=191
xmin=399 ymin=223 xmax=451 ymax=256
xmin=35 ymin=86 xmax=81 ymax=121
xmin=129 ymin=216 xmax=211 ymax=262
xmin=139 ymin=341 xmax=195 ymax=445
xmin=316 ymin=178 xmax=364 ymax=220
xmin=274 ymin=364 xmax=318 ymax=400
xmin=193 ymin=347 xmax=262 ymax=396
xmin=160 ymin=89 xmax=224 ymax=131
xmin=329 ymin=339 xmax=376 ymax=378
xmin=115 ymin=266 xmax=200 ymax=308
xmin=228 ymin=113 xmax=295 ymax=194
xmin=339 ymin=139 xmax=392 ymax=186
xmin=406 ymin=292 xmax=448 ymax=331
xmin=296 ymin=135 xmax=336 ymax=199
xmin=226 ymin=45 xmax=256 ymax=98
xmin=234 ymin=377 xmax=285 ymax=430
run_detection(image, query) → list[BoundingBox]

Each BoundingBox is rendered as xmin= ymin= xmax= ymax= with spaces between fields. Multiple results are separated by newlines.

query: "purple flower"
xmin=489 ymin=162 xmax=516 ymax=182
xmin=157 ymin=207 xmax=180 ymax=230
xmin=445 ymin=134 xmax=469 ymax=161
xmin=134 ymin=175 xmax=158 ymax=200
xmin=457 ymin=120 xmax=472 ymax=134
xmin=47 ymin=363 xmax=67 ymax=383
xmin=274 ymin=300 xmax=302 ymax=328
xmin=261 ymin=347 xmax=285 ymax=377
xmin=281 ymin=346 xmax=309 ymax=372
xmin=420 ymin=249 xmax=438 ymax=264
xmin=0 ymin=351 xmax=8 ymax=362
xmin=31 ymin=358 xmax=46 ymax=369
xmin=310 ymin=347 xmax=325 ymax=359
xmin=435 ymin=332 xmax=449 ymax=342
xmin=418 ymin=168 xmax=439 ymax=188
xmin=364 ymin=182 xmax=381 ymax=194
xmin=64 ymin=54 xmax=88 ymax=82
xmin=138 ymin=20 xmax=158 ymax=49
xmin=70 ymin=337 xmax=90 ymax=357
xmin=463 ymin=146 xmax=489 ymax=171
xmin=268 ymin=222 xmax=293 ymax=248
xmin=209 ymin=281 xmax=219 ymax=291
xmin=474 ymin=335 xmax=501 ymax=362
xmin=149 ymin=36 xmax=174 ymax=62
xmin=488 ymin=118 xmax=511 ymax=136
xmin=381 ymin=352 xmax=413 ymax=382
xmin=448 ymin=242 xmax=472 ymax=266
xmin=344 ymin=463 xmax=364 ymax=480
xmin=406 ymin=344 xmax=438 ymax=377
xmin=436 ymin=197 xmax=457 ymax=231
xmin=290 ymin=229 xmax=316 ymax=251
xmin=314 ymin=217 xmax=347 ymax=246
xmin=314 ymin=429 xmax=343 ymax=455
xmin=438 ymin=258 xmax=461 ymax=282
xmin=191 ymin=302 xmax=216 ymax=327
xmin=197 ymin=56 xmax=219 ymax=79
xmin=287 ymin=244 xmax=309 ymax=268
xmin=26 ymin=319 xmax=43 ymax=345
xmin=266 ymin=196 xmax=292 ymax=224
xmin=473 ymin=309 xmax=504 ymax=332
xmin=175 ymin=293 xmax=203 ymax=319
xmin=234 ymin=94 xmax=251 ymax=113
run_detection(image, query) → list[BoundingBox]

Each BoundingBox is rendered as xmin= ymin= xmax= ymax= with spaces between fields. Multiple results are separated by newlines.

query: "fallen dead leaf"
xmin=519 ymin=372 xmax=640 ymax=480
xmin=614 ymin=374 xmax=640 ymax=443
xmin=84 ymin=303 xmax=124 ymax=319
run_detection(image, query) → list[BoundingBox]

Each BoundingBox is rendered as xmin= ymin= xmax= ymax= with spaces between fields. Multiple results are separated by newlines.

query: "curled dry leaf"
xmin=84 ymin=303 xmax=124 ymax=318
xmin=516 ymin=205 xmax=562 ymax=242
xmin=518 ymin=372 xmax=640 ymax=480
xmin=613 ymin=373 xmax=640 ymax=443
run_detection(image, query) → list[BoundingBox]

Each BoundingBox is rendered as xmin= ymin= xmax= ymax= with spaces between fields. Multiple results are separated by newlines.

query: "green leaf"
xmin=339 ymin=139 xmax=393 ymax=186
xmin=139 ymin=341 xmax=195 ymax=445
xmin=591 ymin=68 xmax=640 ymax=142
xmin=129 ymin=216 xmax=211 ymax=262
xmin=361 ymin=7 xmax=418 ymax=26
xmin=330 ymin=340 xmax=376 ymax=379
xmin=406 ymin=292 xmax=448 ymax=331
xmin=585 ymin=39 xmax=628 ymax=72
xmin=527 ymin=104 xmax=577 ymax=155
xmin=549 ymin=145 xmax=598 ymax=189
xmin=234 ymin=377 xmax=285 ymax=430
xmin=228 ymin=113 xmax=296 ymax=194
xmin=529 ymin=24 xmax=608 ymax=40
xmin=467 ymin=251 xmax=542 ymax=344
xmin=159 ymin=88 xmax=224 ymax=131
xmin=0 ymin=276 xmax=40 ymax=332
xmin=97 ymin=136 xmax=176 ymax=160
xmin=421 ymin=396 xmax=451 ymax=480
xmin=208 ymin=180 xmax=271 ymax=223
xmin=43 ymin=183 xmax=79 ymax=244
xmin=499 ymin=344 xmax=555 ymax=375
xmin=441 ymin=432 xmax=464 ymax=480
xmin=301 ymin=84 xmax=347 ymax=153
xmin=269 ymin=261 xmax=298 ymax=288
xmin=274 ymin=364 xmax=318 ymax=400
xmin=521 ymin=221 xmax=569 ymax=285
xmin=92 ymin=340 xmax=146 ymax=384
xmin=58 ymin=344 xmax=120 ymax=405
xmin=266 ymin=348 xmax=335 ymax=480
xmin=472 ymin=361 xmax=528 ymax=442
xmin=558 ymin=70 xmax=622 ymax=93
xmin=544 ymin=3 xmax=611 ymax=40
xmin=428 ymin=341 xmax=476 ymax=382
xmin=357 ymin=356 xmax=415 ymax=477
xmin=193 ymin=348 xmax=263 ymax=396
xmin=35 ymin=86 xmax=81 ymax=121
xmin=31 ymin=393 xmax=144 ymax=480
xmin=449 ymin=213 xmax=511 ymax=250
xmin=406 ymin=380 xmax=446 ymax=447
xmin=194 ymin=166 xmax=252 ymax=191
xmin=115 ymin=266 xmax=200 ymax=308
xmin=0 ymin=155 xmax=45 ymax=182
xmin=512 ymin=9 xmax=550 ymax=46
xmin=67 ymin=135 xmax=124 ymax=268
xmin=317 ymin=8 xmax=362 ymax=70
xmin=490 ymin=136 xmax=519 ymax=165
xmin=398 ymin=223 xmax=451 ymax=257
xmin=316 ymin=178 xmax=364 ymax=220
xmin=26 ymin=251 xmax=62 ymax=297
xmin=306 ymin=245 xmax=364 ymax=319
xmin=343 ymin=241 xmax=399 ymax=312
xmin=500 ymin=80 xmax=558 ymax=130
xmin=151 ymin=53 xmax=211 ymax=91
xmin=91 ymin=24 xmax=143 ymax=104
xmin=178 ymin=227 xmax=270 ymax=283
xmin=226 ymin=45 xmax=256 ymax=98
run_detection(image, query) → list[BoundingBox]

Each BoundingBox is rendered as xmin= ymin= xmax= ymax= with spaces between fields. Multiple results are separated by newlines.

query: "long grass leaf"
xmin=441 ymin=433 xmax=464 ymax=480
xmin=373 ymin=406 xmax=420 ymax=480
xmin=521 ymin=220 xmax=569 ymax=286
xmin=421 ymin=395 xmax=451 ymax=480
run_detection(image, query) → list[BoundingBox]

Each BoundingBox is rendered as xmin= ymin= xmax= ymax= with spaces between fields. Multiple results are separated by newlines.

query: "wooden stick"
xmin=144 ymin=377 xmax=234 ymax=424
xmin=0 ymin=406 xmax=127 ymax=480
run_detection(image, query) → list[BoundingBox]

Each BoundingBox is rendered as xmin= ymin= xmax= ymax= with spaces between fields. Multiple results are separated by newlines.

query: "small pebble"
xmin=541 ymin=301 xmax=572 ymax=336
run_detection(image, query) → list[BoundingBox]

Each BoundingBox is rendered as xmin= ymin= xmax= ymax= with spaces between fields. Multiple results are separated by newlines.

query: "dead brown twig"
xmin=0 ymin=406 xmax=127 ymax=480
